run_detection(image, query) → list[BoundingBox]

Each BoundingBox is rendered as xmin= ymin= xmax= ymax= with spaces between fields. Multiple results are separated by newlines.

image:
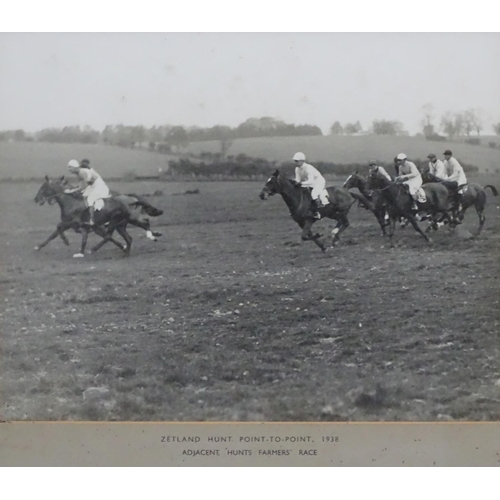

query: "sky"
xmin=1 ymin=32 xmax=499 ymax=135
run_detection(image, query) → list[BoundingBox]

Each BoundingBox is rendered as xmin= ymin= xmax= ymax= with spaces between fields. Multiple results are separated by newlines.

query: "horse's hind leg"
xmin=116 ymin=225 xmax=133 ymax=256
xmin=300 ymin=220 xmax=326 ymax=251
xmin=408 ymin=216 xmax=431 ymax=243
xmin=331 ymin=216 xmax=349 ymax=246
xmin=93 ymin=226 xmax=127 ymax=252
xmin=476 ymin=208 xmax=485 ymax=234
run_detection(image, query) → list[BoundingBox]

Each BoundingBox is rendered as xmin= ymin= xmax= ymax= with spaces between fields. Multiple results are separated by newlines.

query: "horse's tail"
xmin=124 ymin=194 xmax=164 ymax=217
xmin=484 ymin=185 xmax=498 ymax=196
xmin=349 ymin=192 xmax=374 ymax=211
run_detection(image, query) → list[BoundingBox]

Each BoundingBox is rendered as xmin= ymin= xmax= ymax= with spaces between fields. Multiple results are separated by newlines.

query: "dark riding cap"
xmin=368 ymin=160 xmax=377 ymax=166
xmin=427 ymin=153 xmax=436 ymax=159
xmin=80 ymin=159 xmax=90 ymax=167
xmin=443 ymin=150 xmax=452 ymax=156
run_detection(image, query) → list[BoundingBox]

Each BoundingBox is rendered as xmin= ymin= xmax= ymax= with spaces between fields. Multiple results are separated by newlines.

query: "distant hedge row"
xmin=162 ymin=156 xmax=479 ymax=180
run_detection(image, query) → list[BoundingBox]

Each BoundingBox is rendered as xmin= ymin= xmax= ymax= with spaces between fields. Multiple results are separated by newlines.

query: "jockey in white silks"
xmin=394 ymin=153 xmax=425 ymax=211
xmin=65 ymin=159 xmax=111 ymax=225
xmin=293 ymin=152 xmax=326 ymax=219
xmin=443 ymin=149 xmax=468 ymax=211
xmin=427 ymin=153 xmax=446 ymax=180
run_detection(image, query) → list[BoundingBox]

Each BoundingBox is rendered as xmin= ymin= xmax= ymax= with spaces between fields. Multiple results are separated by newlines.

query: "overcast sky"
xmin=1 ymin=32 xmax=499 ymax=135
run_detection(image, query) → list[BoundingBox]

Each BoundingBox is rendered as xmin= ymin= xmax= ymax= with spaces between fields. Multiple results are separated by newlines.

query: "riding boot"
xmin=88 ymin=206 xmax=95 ymax=226
xmin=311 ymin=198 xmax=321 ymax=219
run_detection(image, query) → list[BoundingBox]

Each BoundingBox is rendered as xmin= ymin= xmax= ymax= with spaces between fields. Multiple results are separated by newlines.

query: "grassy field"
xmin=1 ymin=135 xmax=500 ymax=181
xmin=0 ymin=142 xmax=175 ymax=180
xmin=1 ymin=174 xmax=499 ymax=422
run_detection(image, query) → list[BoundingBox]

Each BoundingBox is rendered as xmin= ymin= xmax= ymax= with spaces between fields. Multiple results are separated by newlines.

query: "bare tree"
xmin=462 ymin=109 xmax=475 ymax=137
xmin=493 ymin=122 xmax=500 ymax=136
xmin=330 ymin=121 xmax=344 ymax=135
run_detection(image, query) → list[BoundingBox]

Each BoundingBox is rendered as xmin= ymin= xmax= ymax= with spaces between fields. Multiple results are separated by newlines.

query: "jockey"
xmin=394 ymin=153 xmax=424 ymax=211
xmin=427 ymin=153 xmax=446 ymax=180
xmin=293 ymin=152 xmax=326 ymax=219
xmin=443 ymin=149 xmax=467 ymax=211
xmin=65 ymin=159 xmax=111 ymax=225
xmin=368 ymin=159 xmax=392 ymax=181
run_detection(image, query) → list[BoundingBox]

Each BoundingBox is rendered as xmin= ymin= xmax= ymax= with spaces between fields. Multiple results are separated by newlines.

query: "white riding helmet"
xmin=67 ymin=159 xmax=79 ymax=168
xmin=292 ymin=152 xmax=306 ymax=161
xmin=396 ymin=153 xmax=407 ymax=160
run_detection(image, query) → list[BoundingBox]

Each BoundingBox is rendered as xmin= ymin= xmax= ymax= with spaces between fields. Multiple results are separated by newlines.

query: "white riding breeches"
xmin=83 ymin=177 xmax=110 ymax=209
xmin=310 ymin=177 xmax=326 ymax=200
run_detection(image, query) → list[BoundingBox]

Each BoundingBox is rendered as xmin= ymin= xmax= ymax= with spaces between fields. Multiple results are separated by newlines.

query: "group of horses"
xmin=34 ymin=167 xmax=498 ymax=258
xmin=259 ymin=168 xmax=498 ymax=251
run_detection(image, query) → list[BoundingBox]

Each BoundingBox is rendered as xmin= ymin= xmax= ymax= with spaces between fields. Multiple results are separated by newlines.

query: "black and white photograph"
xmin=1 ymin=32 xmax=499 ymax=433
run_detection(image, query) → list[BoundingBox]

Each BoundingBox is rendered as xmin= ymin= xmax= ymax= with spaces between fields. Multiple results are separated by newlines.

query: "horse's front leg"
xmin=73 ymin=227 xmax=90 ymax=258
xmin=34 ymin=222 xmax=69 ymax=251
xmin=301 ymin=219 xmax=326 ymax=251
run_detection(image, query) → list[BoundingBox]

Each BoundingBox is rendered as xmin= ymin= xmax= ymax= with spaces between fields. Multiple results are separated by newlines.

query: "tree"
xmin=344 ymin=121 xmax=362 ymax=135
xmin=329 ymin=121 xmax=344 ymax=135
xmin=471 ymin=109 xmax=483 ymax=136
xmin=440 ymin=112 xmax=464 ymax=139
xmin=166 ymin=126 xmax=189 ymax=150
xmin=372 ymin=119 xmax=405 ymax=135
xmin=462 ymin=109 xmax=475 ymax=137
xmin=211 ymin=125 xmax=233 ymax=159
xmin=13 ymin=129 xmax=26 ymax=141
xmin=493 ymin=122 xmax=500 ymax=135
xmin=421 ymin=103 xmax=435 ymax=127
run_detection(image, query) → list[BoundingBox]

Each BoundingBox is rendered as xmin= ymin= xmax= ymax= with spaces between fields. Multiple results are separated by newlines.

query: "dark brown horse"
xmin=33 ymin=176 xmax=156 ymax=257
xmin=367 ymin=169 xmax=452 ymax=246
xmin=259 ymin=169 xmax=371 ymax=251
xmin=343 ymin=171 xmax=390 ymax=235
xmin=422 ymin=171 xmax=498 ymax=234
xmin=34 ymin=177 xmax=163 ymax=255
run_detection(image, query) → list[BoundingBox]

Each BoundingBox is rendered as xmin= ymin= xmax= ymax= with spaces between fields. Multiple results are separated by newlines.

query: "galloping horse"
xmin=343 ymin=171 xmax=390 ymax=235
xmin=259 ymin=169 xmax=371 ymax=251
xmin=367 ymin=169 xmax=452 ymax=246
xmin=34 ymin=176 xmax=159 ymax=257
xmin=422 ymin=171 xmax=498 ymax=235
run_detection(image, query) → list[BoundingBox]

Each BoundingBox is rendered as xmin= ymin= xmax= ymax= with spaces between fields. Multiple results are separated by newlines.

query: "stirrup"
xmin=314 ymin=212 xmax=321 ymax=219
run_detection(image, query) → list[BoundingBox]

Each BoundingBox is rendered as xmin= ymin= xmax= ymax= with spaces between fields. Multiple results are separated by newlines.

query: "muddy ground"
xmin=1 ymin=177 xmax=499 ymax=421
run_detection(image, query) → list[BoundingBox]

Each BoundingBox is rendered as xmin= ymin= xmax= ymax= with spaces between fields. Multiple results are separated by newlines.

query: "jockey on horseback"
xmin=442 ymin=150 xmax=467 ymax=212
xmin=368 ymin=159 xmax=392 ymax=181
xmin=427 ymin=153 xmax=446 ymax=180
xmin=65 ymin=159 xmax=111 ymax=226
xmin=293 ymin=152 xmax=326 ymax=219
xmin=394 ymin=153 xmax=424 ymax=212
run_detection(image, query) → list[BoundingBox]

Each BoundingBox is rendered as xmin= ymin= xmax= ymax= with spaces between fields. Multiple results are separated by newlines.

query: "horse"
xmin=34 ymin=176 xmax=154 ymax=257
xmin=343 ymin=171 xmax=390 ymax=235
xmin=259 ymin=169 xmax=371 ymax=251
xmin=366 ymin=169 xmax=452 ymax=246
xmin=422 ymin=171 xmax=498 ymax=235
xmin=34 ymin=177 xmax=163 ymax=255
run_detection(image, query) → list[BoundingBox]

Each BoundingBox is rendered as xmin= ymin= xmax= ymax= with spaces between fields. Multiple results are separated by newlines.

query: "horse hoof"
xmin=34 ymin=246 xmax=40 ymax=251
xmin=85 ymin=250 xmax=93 ymax=255
xmin=73 ymin=253 xmax=84 ymax=258
xmin=122 ymin=245 xmax=127 ymax=251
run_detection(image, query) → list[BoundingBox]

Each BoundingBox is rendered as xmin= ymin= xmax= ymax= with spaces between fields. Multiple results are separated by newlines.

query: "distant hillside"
xmin=186 ymin=135 xmax=500 ymax=172
xmin=1 ymin=135 xmax=499 ymax=180
xmin=0 ymin=142 xmax=175 ymax=179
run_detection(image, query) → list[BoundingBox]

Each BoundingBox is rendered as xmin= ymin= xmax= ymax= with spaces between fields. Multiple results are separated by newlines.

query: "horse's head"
xmin=366 ymin=169 xmax=390 ymax=191
xmin=259 ymin=169 xmax=282 ymax=200
xmin=343 ymin=170 xmax=363 ymax=190
xmin=34 ymin=175 xmax=66 ymax=205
